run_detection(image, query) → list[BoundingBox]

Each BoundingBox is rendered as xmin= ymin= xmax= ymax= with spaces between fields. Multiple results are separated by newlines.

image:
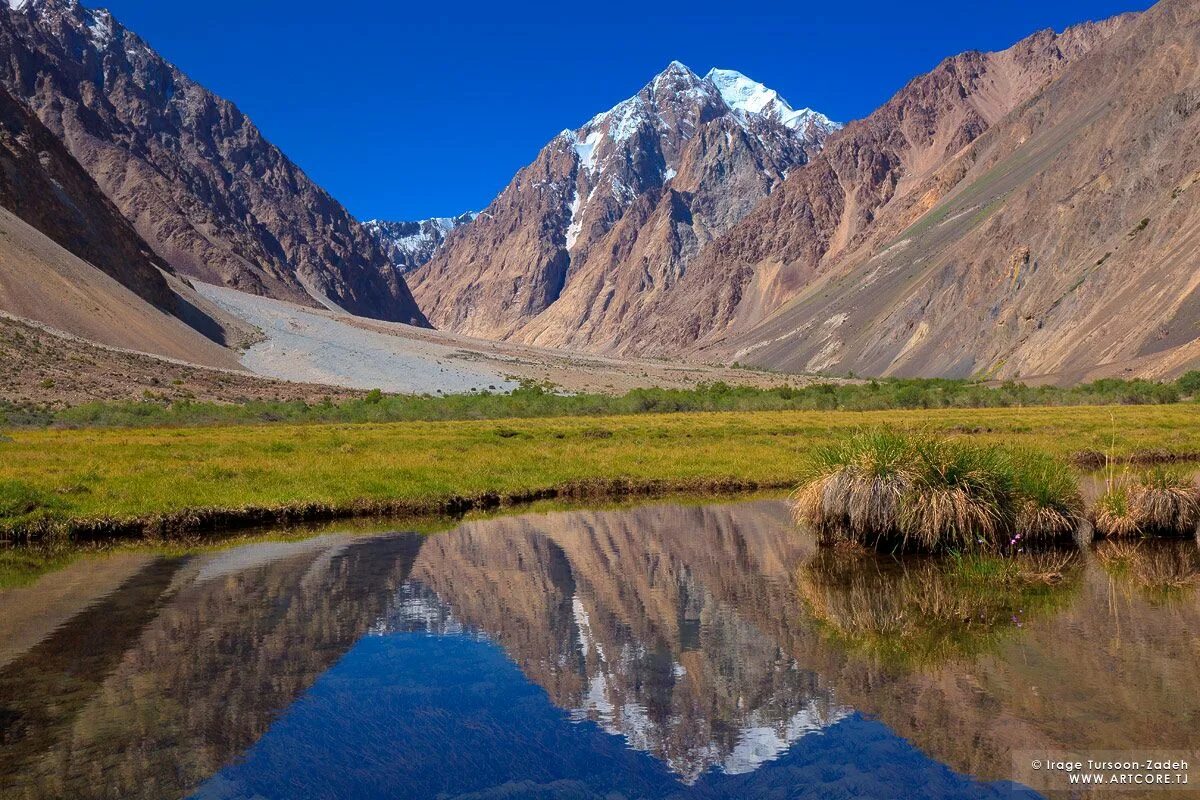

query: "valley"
xmin=2 ymin=1 xmax=1199 ymax=797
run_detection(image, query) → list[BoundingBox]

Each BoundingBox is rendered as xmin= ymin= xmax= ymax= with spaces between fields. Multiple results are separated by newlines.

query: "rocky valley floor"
xmin=196 ymin=284 xmax=817 ymax=396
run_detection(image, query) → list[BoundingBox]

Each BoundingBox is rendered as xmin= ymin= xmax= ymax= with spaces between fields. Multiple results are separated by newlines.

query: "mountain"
xmin=0 ymin=0 xmax=427 ymax=326
xmin=408 ymin=62 xmax=838 ymax=343
xmin=697 ymin=0 xmax=1199 ymax=381
xmin=0 ymin=82 xmax=172 ymax=310
xmin=0 ymin=81 xmax=245 ymax=366
xmin=363 ymin=212 xmax=475 ymax=274
xmin=413 ymin=2 xmax=1200 ymax=382
xmin=603 ymin=15 xmax=1135 ymax=363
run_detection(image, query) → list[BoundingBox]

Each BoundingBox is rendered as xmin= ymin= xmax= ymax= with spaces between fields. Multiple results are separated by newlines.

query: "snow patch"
xmin=573 ymin=129 xmax=602 ymax=175
xmin=564 ymin=189 xmax=583 ymax=250
xmin=706 ymin=68 xmax=839 ymax=134
xmin=83 ymin=8 xmax=113 ymax=48
xmin=722 ymin=703 xmax=851 ymax=775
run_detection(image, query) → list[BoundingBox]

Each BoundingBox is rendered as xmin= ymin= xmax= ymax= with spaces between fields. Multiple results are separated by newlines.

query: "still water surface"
xmin=1 ymin=500 xmax=1198 ymax=799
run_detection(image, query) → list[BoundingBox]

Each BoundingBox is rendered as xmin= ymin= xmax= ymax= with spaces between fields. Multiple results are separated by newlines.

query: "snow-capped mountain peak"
xmin=705 ymin=68 xmax=838 ymax=134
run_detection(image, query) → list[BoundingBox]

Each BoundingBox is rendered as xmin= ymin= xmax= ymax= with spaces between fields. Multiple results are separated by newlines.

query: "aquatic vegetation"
xmin=1093 ymin=469 xmax=1200 ymax=539
xmin=1095 ymin=539 xmax=1200 ymax=598
xmin=790 ymin=429 xmax=914 ymax=547
xmin=901 ymin=438 xmax=1015 ymax=552
xmin=793 ymin=431 xmax=1082 ymax=553
xmin=1094 ymin=485 xmax=1141 ymax=538
xmin=1011 ymin=450 xmax=1086 ymax=544
xmin=1130 ymin=468 xmax=1200 ymax=535
xmin=798 ymin=548 xmax=1080 ymax=667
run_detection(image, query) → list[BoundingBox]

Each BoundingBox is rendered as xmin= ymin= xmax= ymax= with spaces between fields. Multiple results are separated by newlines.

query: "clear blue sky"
xmin=97 ymin=0 xmax=1149 ymax=222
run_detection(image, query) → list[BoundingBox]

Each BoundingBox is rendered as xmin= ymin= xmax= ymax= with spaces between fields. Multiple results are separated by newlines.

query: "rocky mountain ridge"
xmin=408 ymin=62 xmax=838 ymax=342
xmin=363 ymin=212 xmax=475 ymax=274
xmin=0 ymin=0 xmax=427 ymax=325
xmin=409 ymin=4 xmax=1200 ymax=381
xmin=691 ymin=1 xmax=1198 ymax=381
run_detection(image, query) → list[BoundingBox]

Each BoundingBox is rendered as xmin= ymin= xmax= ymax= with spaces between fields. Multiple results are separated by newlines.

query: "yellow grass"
xmin=1 ymin=405 xmax=1198 ymax=537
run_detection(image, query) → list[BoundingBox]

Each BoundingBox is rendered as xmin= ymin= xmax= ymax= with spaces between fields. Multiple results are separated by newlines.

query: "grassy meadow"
xmin=2 ymin=404 xmax=1199 ymax=540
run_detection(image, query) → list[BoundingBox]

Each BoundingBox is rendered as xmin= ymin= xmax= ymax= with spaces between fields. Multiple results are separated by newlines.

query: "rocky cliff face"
xmin=408 ymin=62 xmax=837 ymax=343
xmin=0 ymin=82 xmax=173 ymax=309
xmin=363 ymin=212 xmax=475 ymax=274
xmin=0 ymin=0 xmax=427 ymax=325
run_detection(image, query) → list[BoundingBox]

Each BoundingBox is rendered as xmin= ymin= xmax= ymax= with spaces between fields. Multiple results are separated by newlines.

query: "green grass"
xmin=1 ymin=405 xmax=1198 ymax=540
xmin=1 ymin=373 xmax=1197 ymax=429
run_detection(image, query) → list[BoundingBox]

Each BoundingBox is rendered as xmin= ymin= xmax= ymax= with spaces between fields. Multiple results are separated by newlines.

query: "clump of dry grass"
xmin=790 ymin=429 xmax=914 ymax=547
xmin=900 ymin=438 xmax=1015 ymax=552
xmin=1093 ymin=468 xmax=1200 ymax=539
xmin=792 ymin=430 xmax=1081 ymax=553
xmin=1012 ymin=450 xmax=1085 ymax=546
xmin=1130 ymin=468 xmax=1200 ymax=535
xmin=1093 ymin=485 xmax=1141 ymax=538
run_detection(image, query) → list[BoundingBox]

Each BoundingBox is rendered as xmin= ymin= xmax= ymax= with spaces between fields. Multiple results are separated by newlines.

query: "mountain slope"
xmin=409 ymin=63 xmax=836 ymax=343
xmin=0 ymin=0 xmax=426 ymax=326
xmin=0 ymin=205 xmax=242 ymax=369
xmin=0 ymin=79 xmax=248 ymax=365
xmin=697 ymin=0 xmax=1199 ymax=381
xmin=0 ymin=82 xmax=173 ymax=310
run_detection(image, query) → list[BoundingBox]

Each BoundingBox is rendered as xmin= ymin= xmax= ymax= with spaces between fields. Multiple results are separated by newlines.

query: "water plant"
xmin=790 ymin=429 xmax=914 ymax=547
xmin=1011 ymin=449 xmax=1086 ymax=545
xmin=792 ymin=430 xmax=1082 ymax=553
xmin=1093 ymin=468 xmax=1200 ymax=539
xmin=1130 ymin=468 xmax=1200 ymax=536
xmin=1093 ymin=485 xmax=1141 ymax=538
xmin=900 ymin=438 xmax=1015 ymax=552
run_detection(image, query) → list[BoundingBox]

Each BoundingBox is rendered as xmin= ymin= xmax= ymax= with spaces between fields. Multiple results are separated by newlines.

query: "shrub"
xmin=1176 ymin=370 xmax=1200 ymax=397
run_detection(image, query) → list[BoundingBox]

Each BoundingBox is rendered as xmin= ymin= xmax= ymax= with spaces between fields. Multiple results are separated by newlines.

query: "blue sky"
xmin=98 ymin=0 xmax=1149 ymax=222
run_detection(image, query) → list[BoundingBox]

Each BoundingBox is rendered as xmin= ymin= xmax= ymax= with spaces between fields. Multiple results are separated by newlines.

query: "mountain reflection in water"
xmin=1 ymin=500 xmax=1197 ymax=799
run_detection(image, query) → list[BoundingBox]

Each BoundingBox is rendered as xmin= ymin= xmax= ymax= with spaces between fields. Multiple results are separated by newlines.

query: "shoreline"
xmin=1 ymin=477 xmax=794 ymax=545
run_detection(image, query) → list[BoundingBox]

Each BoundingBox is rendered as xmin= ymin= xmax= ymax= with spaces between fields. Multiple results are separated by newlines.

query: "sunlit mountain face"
xmin=4 ymin=500 xmax=1199 ymax=799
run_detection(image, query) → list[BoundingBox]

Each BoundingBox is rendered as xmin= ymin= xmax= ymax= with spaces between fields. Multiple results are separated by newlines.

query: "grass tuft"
xmin=1094 ymin=485 xmax=1141 ymax=538
xmin=792 ymin=431 xmax=1082 ymax=553
xmin=1093 ymin=469 xmax=1200 ymax=538
xmin=1129 ymin=468 xmax=1200 ymax=535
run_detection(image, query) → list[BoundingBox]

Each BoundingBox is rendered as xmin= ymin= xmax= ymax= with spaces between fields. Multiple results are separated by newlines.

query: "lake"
xmin=1 ymin=499 xmax=1197 ymax=799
